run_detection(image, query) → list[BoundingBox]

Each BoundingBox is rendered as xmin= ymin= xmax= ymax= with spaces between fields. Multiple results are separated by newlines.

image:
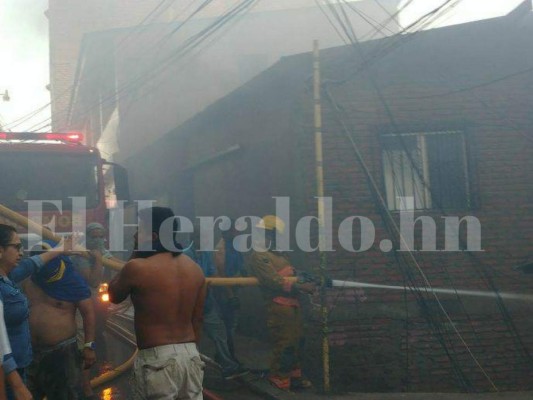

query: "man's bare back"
xmin=109 ymin=252 xmax=206 ymax=349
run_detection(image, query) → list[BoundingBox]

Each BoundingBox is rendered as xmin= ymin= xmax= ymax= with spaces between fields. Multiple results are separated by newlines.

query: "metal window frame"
xmin=381 ymin=130 xmax=469 ymax=211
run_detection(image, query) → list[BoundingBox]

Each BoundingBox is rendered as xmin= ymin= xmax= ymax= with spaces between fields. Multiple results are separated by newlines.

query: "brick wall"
xmin=125 ymin=50 xmax=533 ymax=391
xmin=120 ymin=11 xmax=533 ymax=393
xmin=291 ymin=56 xmax=533 ymax=391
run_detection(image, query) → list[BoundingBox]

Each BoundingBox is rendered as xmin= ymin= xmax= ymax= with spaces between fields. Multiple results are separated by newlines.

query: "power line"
xmin=400 ymin=65 xmax=533 ymax=100
xmin=118 ymin=0 xmax=258 ymax=123
xmin=337 ymin=0 xmax=533 ymax=365
xmin=342 ymin=0 xmax=397 ymax=36
xmin=359 ymin=0 xmax=416 ymax=41
xmin=373 ymin=0 xmax=403 ymax=28
xmin=18 ymin=0 xmax=216 ymax=133
xmin=329 ymin=0 xmax=462 ymax=85
xmin=2 ymin=0 xmax=181 ymax=132
xmin=314 ymin=1 xmax=351 ymax=44
xmin=1 ymin=103 xmax=50 ymax=131
xmin=63 ymin=0 xmax=218 ymax=130
xmin=50 ymin=0 xmax=260 ymax=133
xmin=323 ymin=85 xmax=498 ymax=391
xmin=314 ymin=0 xmax=533 ymax=389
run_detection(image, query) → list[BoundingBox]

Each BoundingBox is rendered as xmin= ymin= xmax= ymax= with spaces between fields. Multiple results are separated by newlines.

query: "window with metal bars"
xmin=381 ymin=131 xmax=470 ymax=211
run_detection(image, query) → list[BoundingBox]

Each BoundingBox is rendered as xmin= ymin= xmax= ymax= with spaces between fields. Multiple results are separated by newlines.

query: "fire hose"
xmin=3 ymin=204 xmax=528 ymax=301
xmin=1 ymin=203 xmax=532 ymax=393
xmin=0 ymin=205 xmax=228 ymax=398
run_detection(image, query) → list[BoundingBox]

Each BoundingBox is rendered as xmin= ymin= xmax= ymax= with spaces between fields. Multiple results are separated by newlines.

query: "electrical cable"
xmin=315 ymin=0 xmax=505 ymax=389
xmin=323 ymin=85 xmax=498 ymax=391
xmin=49 ymin=0 xmax=260 ymax=133
xmin=2 ymin=0 xmax=182 ymax=131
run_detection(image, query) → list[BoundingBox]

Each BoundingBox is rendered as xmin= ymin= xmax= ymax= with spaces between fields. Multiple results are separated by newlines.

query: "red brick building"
xmin=123 ymin=4 xmax=533 ymax=392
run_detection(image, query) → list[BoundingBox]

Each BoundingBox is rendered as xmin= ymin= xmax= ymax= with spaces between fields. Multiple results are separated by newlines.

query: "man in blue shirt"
xmin=184 ymin=226 xmax=248 ymax=380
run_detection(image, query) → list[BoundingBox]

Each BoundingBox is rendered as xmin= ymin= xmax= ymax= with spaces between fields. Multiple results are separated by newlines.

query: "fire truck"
xmin=0 ymin=131 xmax=129 ymax=239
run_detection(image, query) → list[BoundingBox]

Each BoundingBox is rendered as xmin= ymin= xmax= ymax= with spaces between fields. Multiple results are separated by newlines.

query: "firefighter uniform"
xmin=249 ymin=249 xmax=306 ymax=390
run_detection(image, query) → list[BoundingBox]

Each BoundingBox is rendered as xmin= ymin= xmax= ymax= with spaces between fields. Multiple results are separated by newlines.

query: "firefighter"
xmin=249 ymin=215 xmax=315 ymax=391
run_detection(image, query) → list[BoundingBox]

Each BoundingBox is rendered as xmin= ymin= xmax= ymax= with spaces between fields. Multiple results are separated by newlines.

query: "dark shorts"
xmin=27 ymin=337 xmax=82 ymax=400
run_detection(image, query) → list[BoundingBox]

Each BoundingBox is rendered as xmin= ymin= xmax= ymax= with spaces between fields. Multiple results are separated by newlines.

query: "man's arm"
xmin=249 ymin=253 xmax=313 ymax=295
xmin=108 ymin=260 xmax=138 ymax=303
xmin=9 ymin=255 xmax=44 ymax=283
xmin=77 ymin=298 xmax=96 ymax=369
xmin=213 ymin=240 xmax=225 ymax=276
xmin=5 ymin=371 xmax=31 ymax=400
xmin=0 ymin=302 xmax=8 ymax=400
xmin=192 ymin=280 xmax=207 ymax=345
xmin=0 ymin=365 xmax=6 ymax=400
xmin=0 ymin=300 xmax=30 ymax=400
xmin=249 ymin=253 xmax=292 ymax=293
xmin=10 ymin=237 xmax=76 ymax=283
xmin=213 ymin=240 xmax=236 ymax=298
xmin=87 ymin=250 xmax=104 ymax=288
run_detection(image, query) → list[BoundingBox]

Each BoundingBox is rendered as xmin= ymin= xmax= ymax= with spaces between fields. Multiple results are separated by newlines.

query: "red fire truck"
xmin=0 ymin=131 xmax=129 ymax=238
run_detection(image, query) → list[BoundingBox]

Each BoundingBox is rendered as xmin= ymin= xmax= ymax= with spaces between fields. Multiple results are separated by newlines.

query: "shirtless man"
xmin=23 ymin=241 xmax=95 ymax=400
xmin=73 ymin=222 xmax=122 ymax=398
xmin=109 ymin=207 xmax=206 ymax=400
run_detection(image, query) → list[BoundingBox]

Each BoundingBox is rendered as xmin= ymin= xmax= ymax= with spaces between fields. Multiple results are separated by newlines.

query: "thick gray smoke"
xmin=0 ymin=0 xmax=49 ymax=131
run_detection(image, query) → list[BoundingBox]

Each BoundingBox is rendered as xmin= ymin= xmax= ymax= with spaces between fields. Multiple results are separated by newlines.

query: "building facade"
xmin=60 ymin=0 xmax=401 ymax=159
xmin=123 ymin=5 xmax=533 ymax=392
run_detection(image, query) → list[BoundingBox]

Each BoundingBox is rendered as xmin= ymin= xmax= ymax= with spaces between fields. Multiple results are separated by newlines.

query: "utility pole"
xmin=313 ymin=39 xmax=330 ymax=393
xmin=0 ymin=90 xmax=10 ymax=130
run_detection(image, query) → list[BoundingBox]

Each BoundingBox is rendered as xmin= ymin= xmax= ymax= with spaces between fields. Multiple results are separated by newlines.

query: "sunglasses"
xmin=4 ymin=243 xmax=24 ymax=251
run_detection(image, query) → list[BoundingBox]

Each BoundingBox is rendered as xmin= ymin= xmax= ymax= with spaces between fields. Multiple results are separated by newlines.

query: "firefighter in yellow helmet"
xmin=249 ymin=215 xmax=315 ymax=391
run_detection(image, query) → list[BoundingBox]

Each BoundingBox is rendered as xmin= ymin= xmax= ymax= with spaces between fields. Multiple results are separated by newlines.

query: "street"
xmin=88 ymin=309 xmax=533 ymax=400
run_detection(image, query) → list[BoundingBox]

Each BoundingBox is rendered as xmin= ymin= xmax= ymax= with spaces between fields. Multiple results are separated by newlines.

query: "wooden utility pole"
xmin=313 ymin=39 xmax=330 ymax=393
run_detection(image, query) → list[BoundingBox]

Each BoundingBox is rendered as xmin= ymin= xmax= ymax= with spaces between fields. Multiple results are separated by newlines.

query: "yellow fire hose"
xmin=0 ymin=204 xmax=277 ymax=391
xmin=0 ymin=204 xmax=136 ymax=388
xmin=0 ymin=203 xmax=272 ymax=284
xmin=90 ymin=349 xmax=138 ymax=387
xmin=0 ymin=204 xmax=63 ymax=243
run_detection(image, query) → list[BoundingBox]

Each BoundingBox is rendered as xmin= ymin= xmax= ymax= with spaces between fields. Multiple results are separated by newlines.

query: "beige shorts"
xmin=132 ymin=343 xmax=205 ymax=400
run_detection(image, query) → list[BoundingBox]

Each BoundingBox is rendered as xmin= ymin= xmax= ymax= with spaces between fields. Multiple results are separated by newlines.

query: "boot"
xmin=290 ymin=369 xmax=313 ymax=390
xmin=268 ymin=375 xmax=291 ymax=390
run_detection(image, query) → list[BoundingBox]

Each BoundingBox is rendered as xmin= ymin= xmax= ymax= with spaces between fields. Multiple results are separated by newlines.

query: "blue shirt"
xmin=184 ymin=245 xmax=216 ymax=312
xmin=0 ymin=255 xmax=43 ymax=373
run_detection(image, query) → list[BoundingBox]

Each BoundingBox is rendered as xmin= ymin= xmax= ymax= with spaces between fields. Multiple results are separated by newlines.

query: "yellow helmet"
xmin=256 ymin=215 xmax=286 ymax=234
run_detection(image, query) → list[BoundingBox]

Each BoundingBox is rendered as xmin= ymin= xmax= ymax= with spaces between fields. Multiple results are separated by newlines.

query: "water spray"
xmin=330 ymin=279 xmax=533 ymax=302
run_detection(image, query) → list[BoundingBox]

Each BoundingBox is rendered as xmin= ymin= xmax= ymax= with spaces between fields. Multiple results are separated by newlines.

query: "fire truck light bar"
xmin=43 ymin=132 xmax=84 ymax=142
xmin=0 ymin=132 xmax=83 ymax=143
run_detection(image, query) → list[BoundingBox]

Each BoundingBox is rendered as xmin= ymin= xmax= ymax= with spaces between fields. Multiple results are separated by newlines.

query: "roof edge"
xmin=506 ymin=0 xmax=532 ymax=18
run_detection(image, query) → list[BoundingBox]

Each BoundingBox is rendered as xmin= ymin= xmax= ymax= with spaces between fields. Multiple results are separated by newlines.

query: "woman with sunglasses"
xmin=0 ymin=224 xmax=73 ymax=400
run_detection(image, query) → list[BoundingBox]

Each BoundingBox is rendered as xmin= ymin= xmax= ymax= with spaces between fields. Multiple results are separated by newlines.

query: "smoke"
xmin=0 ymin=0 xmax=50 ymax=130
xmin=399 ymin=0 xmax=526 ymax=29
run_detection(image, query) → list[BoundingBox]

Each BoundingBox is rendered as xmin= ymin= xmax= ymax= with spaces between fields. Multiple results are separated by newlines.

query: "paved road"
xmin=88 ymin=309 xmax=533 ymax=400
xmin=276 ymin=393 xmax=533 ymax=400
xmin=89 ymin=314 xmax=264 ymax=400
